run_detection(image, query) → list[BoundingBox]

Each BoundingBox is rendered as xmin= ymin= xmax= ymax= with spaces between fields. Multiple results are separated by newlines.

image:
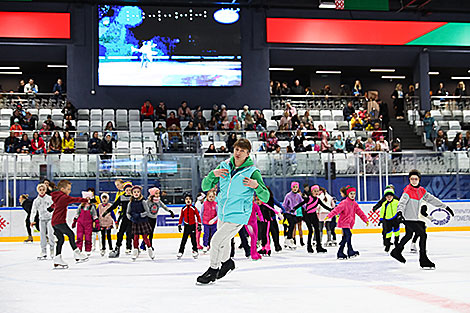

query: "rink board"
xmin=0 ymin=201 xmax=469 ymax=241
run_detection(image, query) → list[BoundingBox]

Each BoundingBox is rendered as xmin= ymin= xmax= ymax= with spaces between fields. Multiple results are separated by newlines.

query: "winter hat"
xmin=131 ymin=185 xmax=142 ymax=192
xmin=291 ymin=182 xmax=299 ymax=189
xmin=385 ymin=184 xmax=395 ymax=190
xmin=408 ymin=169 xmax=421 ymax=179
xmin=183 ymin=192 xmax=193 ymax=200
xmin=100 ymin=192 xmax=109 ymax=201
xmin=122 ymin=182 xmax=133 ymax=190
xmin=36 ymin=183 xmax=47 ymax=192
xmin=197 ymin=192 xmax=205 ymax=202
xmin=14 ymin=118 xmax=19 ymax=123
xmin=383 ymin=188 xmax=394 ymax=197
xmin=346 ymin=185 xmax=356 ymax=195
xmin=310 ymin=185 xmax=320 ymax=192
xmin=148 ymin=187 xmax=160 ymax=197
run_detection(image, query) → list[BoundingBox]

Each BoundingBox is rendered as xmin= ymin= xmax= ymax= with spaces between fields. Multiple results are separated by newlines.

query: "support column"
xmin=413 ymin=49 xmax=430 ymax=111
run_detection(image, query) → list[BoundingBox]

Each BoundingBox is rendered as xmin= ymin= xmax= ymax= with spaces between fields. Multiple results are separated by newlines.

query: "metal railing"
xmin=270 ymin=94 xmax=368 ymax=110
xmin=0 ymin=92 xmax=67 ymax=109
xmin=430 ymin=95 xmax=470 ymax=110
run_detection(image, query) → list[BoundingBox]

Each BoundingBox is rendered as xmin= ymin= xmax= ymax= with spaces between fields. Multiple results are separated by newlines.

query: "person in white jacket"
xmin=30 ymin=183 xmax=55 ymax=259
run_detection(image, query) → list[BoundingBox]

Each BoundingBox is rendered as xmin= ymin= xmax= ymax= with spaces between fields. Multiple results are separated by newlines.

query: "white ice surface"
xmin=1 ymin=232 xmax=470 ymax=313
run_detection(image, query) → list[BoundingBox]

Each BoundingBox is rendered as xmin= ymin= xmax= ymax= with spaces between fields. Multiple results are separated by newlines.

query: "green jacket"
xmin=202 ymin=156 xmax=269 ymax=224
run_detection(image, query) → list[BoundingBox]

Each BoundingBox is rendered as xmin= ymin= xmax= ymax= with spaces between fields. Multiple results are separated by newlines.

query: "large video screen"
xmin=98 ymin=5 xmax=242 ymax=86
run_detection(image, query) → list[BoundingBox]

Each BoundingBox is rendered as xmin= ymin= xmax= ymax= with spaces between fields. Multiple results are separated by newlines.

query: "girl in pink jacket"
xmin=201 ymin=191 xmax=218 ymax=253
xmin=325 ymin=186 xmax=369 ymax=260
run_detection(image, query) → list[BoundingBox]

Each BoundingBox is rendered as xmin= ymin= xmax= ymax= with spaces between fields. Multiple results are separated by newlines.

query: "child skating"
xmin=73 ymin=191 xmax=100 ymax=256
xmin=282 ymin=182 xmax=304 ymax=250
xmin=194 ymin=192 xmax=205 ymax=251
xmin=97 ymin=193 xmax=116 ymax=257
xmin=245 ymin=198 xmax=263 ymax=260
xmin=201 ymin=190 xmax=218 ymax=253
xmin=390 ymin=169 xmax=454 ymax=269
xmin=50 ymin=180 xmax=90 ymax=269
xmin=325 ymin=186 xmax=369 ymax=260
xmin=30 ymin=183 xmax=55 ymax=260
xmin=378 ymin=188 xmax=400 ymax=252
xmin=196 ymin=139 xmax=269 ymax=284
xmin=177 ymin=193 xmax=202 ymax=259
xmin=144 ymin=187 xmax=175 ymax=250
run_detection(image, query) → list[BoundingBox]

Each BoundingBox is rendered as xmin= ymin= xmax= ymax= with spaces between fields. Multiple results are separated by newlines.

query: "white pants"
xmin=39 ymin=219 xmax=55 ymax=254
xmin=209 ymin=221 xmax=243 ymax=269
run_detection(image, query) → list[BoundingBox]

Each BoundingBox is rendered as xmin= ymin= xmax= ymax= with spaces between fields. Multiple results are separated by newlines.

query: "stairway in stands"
xmin=389 ymin=119 xmax=429 ymax=150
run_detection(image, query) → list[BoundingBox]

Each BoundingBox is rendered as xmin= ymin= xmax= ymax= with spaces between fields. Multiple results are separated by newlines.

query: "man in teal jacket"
xmin=197 ymin=139 xmax=269 ymax=284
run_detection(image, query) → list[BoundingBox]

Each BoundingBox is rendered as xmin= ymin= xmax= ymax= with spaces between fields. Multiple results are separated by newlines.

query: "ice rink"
xmin=1 ymin=232 xmax=470 ymax=313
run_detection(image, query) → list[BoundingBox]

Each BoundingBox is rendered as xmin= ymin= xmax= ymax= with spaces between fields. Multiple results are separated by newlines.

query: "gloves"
xmin=47 ymin=206 xmax=54 ymax=213
xmin=378 ymin=219 xmax=382 ymax=226
xmin=420 ymin=205 xmax=429 ymax=217
xmin=140 ymin=212 xmax=147 ymax=218
xmin=372 ymin=207 xmax=378 ymax=213
xmin=178 ymin=224 xmax=182 ymax=232
xmin=169 ymin=210 xmax=175 ymax=218
xmin=366 ymin=222 xmax=370 ymax=227
xmin=446 ymin=206 xmax=454 ymax=217
xmin=197 ymin=224 xmax=202 ymax=232
xmin=72 ymin=219 xmax=77 ymax=228
xmin=396 ymin=211 xmax=405 ymax=224
xmin=101 ymin=212 xmax=108 ymax=218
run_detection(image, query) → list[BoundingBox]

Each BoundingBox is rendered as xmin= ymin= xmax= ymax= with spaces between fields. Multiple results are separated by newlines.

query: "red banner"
xmin=0 ymin=12 xmax=70 ymax=39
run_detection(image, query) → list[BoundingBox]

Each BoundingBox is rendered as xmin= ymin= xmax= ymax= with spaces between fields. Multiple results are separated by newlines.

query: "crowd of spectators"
xmin=434 ymin=129 xmax=470 ymax=152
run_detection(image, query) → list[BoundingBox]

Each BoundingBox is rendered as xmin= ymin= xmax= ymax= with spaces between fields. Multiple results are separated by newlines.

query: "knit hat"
xmin=100 ymin=192 xmax=109 ymax=201
xmin=291 ymin=182 xmax=299 ymax=189
xmin=36 ymin=183 xmax=47 ymax=192
xmin=409 ymin=169 xmax=421 ymax=179
xmin=385 ymin=184 xmax=395 ymax=190
xmin=148 ymin=187 xmax=160 ymax=197
xmin=310 ymin=185 xmax=320 ymax=192
xmin=383 ymin=188 xmax=394 ymax=197
xmin=131 ymin=185 xmax=142 ymax=192
xmin=346 ymin=185 xmax=356 ymax=195
xmin=122 ymin=182 xmax=133 ymax=190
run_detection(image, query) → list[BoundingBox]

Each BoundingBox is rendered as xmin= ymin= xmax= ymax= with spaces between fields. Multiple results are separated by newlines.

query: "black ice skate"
xmin=419 ymin=253 xmax=436 ymax=270
xmin=196 ymin=267 xmax=219 ymax=285
xmin=348 ymin=250 xmax=360 ymax=258
xmin=108 ymin=247 xmax=120 ymax=258
xmin=217 ymin=259 xmax=235 ymax=280
xmin=316 ymin=246 xmax=327 ymax=253
xmin=337 ymin=251 xmax=348 ymax=260
xmin=307 ymin=245 xmax=314 ymax=253
xmin=300 ymin=238 xmax=305 ymax=246
xmin=390 ymin=247 xmax=406 ymax=264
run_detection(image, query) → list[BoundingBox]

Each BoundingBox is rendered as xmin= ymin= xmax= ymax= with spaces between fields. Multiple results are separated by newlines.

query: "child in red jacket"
xmin=50 ymin=180 xmax=90 ymax=269
xmin=325 ymin=186 xmax=369 ymax=260
xmin=177 ymin=193 xmax=202 ymax=259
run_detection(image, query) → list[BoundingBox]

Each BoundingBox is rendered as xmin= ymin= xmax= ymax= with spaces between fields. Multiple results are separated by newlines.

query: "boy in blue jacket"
xmin=197 ymin=139 xmax=269 ymax=285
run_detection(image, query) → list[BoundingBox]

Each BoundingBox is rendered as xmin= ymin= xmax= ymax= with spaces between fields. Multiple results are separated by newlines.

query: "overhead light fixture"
xmin=0 ymin=71 xmax=22 ymax=75
xmin=269 ymin=67 xmax=294 ymax=71
xmin=381 ymin=75 xmax=406 ymax=79
xmin=451 ymin=76 xmax=470 ymax=80
xmin=428 ymin=72 xmax=439 ymax=75
xmin=316 ymin=70 xmax=341 ymax=74
xmin=47 ymin=65 xmax=68 ymax=68
xmin=370 ymin=69 xmax=396 ymax=73
xmin=0 ymin=66 xmax=20 ymax=70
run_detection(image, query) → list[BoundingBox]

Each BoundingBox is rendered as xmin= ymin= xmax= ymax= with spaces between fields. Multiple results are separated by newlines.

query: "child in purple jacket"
xmin=282 ymin=182 xmax=304 ymax=250
xmin=325 ymin=186 xmax=369 ymax=260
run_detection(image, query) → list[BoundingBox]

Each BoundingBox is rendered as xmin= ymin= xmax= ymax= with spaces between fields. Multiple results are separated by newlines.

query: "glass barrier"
xmin=1 ymin=150 xmax=468 ymax=206
xmin=430 ymin=95 xmax=470 ymax=110
xmin=0 ymin=92 xmax=67 ymax=109
xmin=270 ymin=95 xmax=368 ymax=110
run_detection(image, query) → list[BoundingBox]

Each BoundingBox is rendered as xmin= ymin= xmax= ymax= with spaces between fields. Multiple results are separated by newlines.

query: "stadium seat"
xmin=90 ymin=109 xmax=102 ymax=121
xmin=262 ymin=109 xmax=273 ymax=121
xmin=0 ymin=120 xmax=10 ymax=131
xmin=141 ymin=121 xmax=154 ymax=133
xmin=430 ymin=110 xmax=443 ymax=121
xmin=310 ymin=110 xmax=320 ymax=121
xmin=452 ymin=110 xmax=463 ymax=122
xmin=0 ymin=109 xmax=13 ymax=120
xmin=116 ymin=109 xmax=128 ymax=130
xmin=320 ymin=110 xmax=332 ymax=121
xmin=463 ymin=110 xmax=470 ymax=123
xmin=90 ymin=120 xmax=102 ymax=132
xmin=51 ymin=109 xmax=63 ymax=121
xmin=77 ymin=109 xmax=89 ymax=121
xmin=130 ymin=141 xmax=143 ymax=154
xmin=103 ymin=109 xmax=115 ymax=123
xmin=129 ymin=121 xmax=141 ymax=132
xmin=143 ymin=141 xmax=157 ymax=154
xmin=202 ymin=110 xmax=212 ymax=121
xmin=142 ymin=132 xmax=155 ymax=142
xmin=337 ymin=121 xmax=349 ymax=131
xmin=448 ymin=121 xmax=461 ymax=130
xmin=128 ymin=109 xmax=140 ymax=122
xmin=118 ymin=132 xmax=129 ymax=142
xmin=441 ymin=110 xmax=452 ymax=121
xmin=331 ymin=110 xmax=343 ymax=121
xmin=267 ymin=120 xmax=278 ymax=131
xmin=116 ymin=141 xmax=130 ymax=154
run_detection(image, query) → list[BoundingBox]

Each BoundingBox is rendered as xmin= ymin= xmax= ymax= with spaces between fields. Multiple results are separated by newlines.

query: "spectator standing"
xmin=454 ymin=81 xmax=466 ymax=96
xmin=140 ymin=100 xmax=155 ymax=122
xmin=291 ymin=80 xmax=304 ymax=95
xmin=353 ymin=80 xmax=362 ymax=96
xmin=320 ymin=84 xmax=332 ymax=95
xmin=47 ymin=132 xmax=62 ymax=154
xmin=53 ymin=79 xmax=64 ymax=98
xmin=436 ymin=83 xmax=448 ymax=96
xmin=423 ymin=111 xmax=435 ymax=141
xmin=391 ymin=83 xmax=405 ymax=119
xmin=226 ymin=133 xmax=237 ymax=153
xmin=17 ymin=80 xmax=25 ymax=93
xmin=281 ymin=82 xmax=291 ymax=95
xmin=88 ymin=131 xmax=101 ymax=154
xmin=343 ymin=101 xmax=355 ymax=121
xmin=24 ymin=79 xmax=39 ymax=93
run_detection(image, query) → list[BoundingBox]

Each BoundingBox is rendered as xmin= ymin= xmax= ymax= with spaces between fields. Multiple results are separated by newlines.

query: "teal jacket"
xmin=201 ymin=156 xmax=269 ymax=225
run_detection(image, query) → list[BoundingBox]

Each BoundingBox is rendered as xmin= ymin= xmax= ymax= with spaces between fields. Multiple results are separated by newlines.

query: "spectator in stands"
xmin=371 ymin=122 xmax=383 ymax=141
xmin=301 ymin=110 xmax=313 ymax=125
xmin=220 ymin=116 xmax=230 ymax=130
xmin=277 ymin=124 xmax=292 ymax=141
xmin=207 ymin=116 xmax=218 ymax=130
xmin=88 ymin=131 xmax=101 ymax=154
xmin=52 ymin=78 xmax=64 ymax=98
xmin=154 ymin=122 xmax=166 ymax=134
xmin=155 ymin=101 xmax=167 ymax=121
xmin=305 ymin=87 xmax=314 ymax=95
xmin=363 ymin=115 xmax=374 ymax=131
xmin=10 ymin=110 xmax=24 ymax=126
xmin=219 ymin=104 xmax=228 ymax=121
xmin=10 ymin=118 xmax=23 ymax=137
xmin=367 ymin=94 xmax=380 ymax=120
xmin=391 ymin=141 xmax=402 ymax=155
xmin=436 ymin=82 xmax=449 ymax=96
xmin=226 ymin=133 xmax=237 ymax=153
xmin=206 ymin=144 xmax=217 ymax=153
xmin=339 ymin=84 xmax=350 ymax=96
xmin=229 ymin=116 xmax=241 ymax=130
xmin=345 ymin=137 xmax=354 ymax=152
xmin=210 ymin=104 xmax=220 ymax=121
xmin=48 ymin=131 xmax=62 ymax=154
xmin=17 ymin=133 xmax=31 ymax=154
xmin=4 ymin=132 xmax=19 ymax=153
xmin=62 ymin=131 xmax=75 ymax=153
xmin=266 ymin=131 xmax=278 ymax=152
xmin=44 ymin=115 xmax=56 ymax=131
xmin=244 ymin=113 xmax=255 ymax=130
xmin=239 ymin=105 xmax=250 ymax=121
xmin=166 ymin=111 xmax=180 ymax=128
xmin=320 ymin=84 xmax=332 ymax=95
xmin=62 ymin=101 xmax=77 ymax=120
xmin=343 ymin=101 xmax=355 ymax=121
xmin=168 ymin=124 xmax=182 ymax=148
xmin=353 ymin=80 xmax=362 ymax=96
xmin=184 ymin=121 xmax=197 ymax=132
xmin=17 ymin=80 xmax=25 ymax=93
xmin=353 ymin=138 xmax=364 ymax=152
xmin=293 ymin=129 xmax=306 ymax=152
xmin=286 ymin=102 xmax=297 ymax=117
xmin=103 ymin=121 xmax=116 ymax=141
xmin=178 ymin=101 xmax=193 ymax=121
xmin=464 ymin=131 xmax=470 ymax=150
xmin=451 ymin=133 xmax=464 ymax=151
xmin=378 ymin=136 xmax=389 ymax=151
xmin=39 ymin=123 xmax=51 ymax=137
xmin=423 ymin=111 xmax=435 ymax=141
xmin=280 ymin=111 xmax=292 ymax=130
xmin=365 ymin=137 xmax=376 ymax=151
xmin=256 ymin=112 xmax=267 ymax=131
xmin=272 ymin=81 xmax=281 ymax=95
xmin=31 ymin=132 xmax=47 ymax=154
xmin=291 ymin=80 xmax=304 ymax=95
xmin=100 ymin=133 xmax=113 ymax=159
xmin=406 ymin=84 xmax=415 ymax=98
xmin=334 ymin=134 xmax=345 ymax=153
xmin=435 ymin=129 xmax=448 ymax=152
xmin=350 ymin=113 xmax=363 ymax=130
xmin=281 ymin=82 xmax=291 ymax=95
xmin=196 ymin=122 xmax=206 ymax=132
xmin=320 ymin=131 xmax=331 ymax=152
xmin=454 ymin=81 xmax=466 ymax=96
xmin=218 ymin=145 xmax=228 ymax=153
xmin=391 ymin=83 xmax=405 ymax=119
xmin=24 ymin=79 xmax=38 ymax=94
xmin=64 ymin=120 xmax=76 ymax=132
xmin=140 ymin=100 xmax=155 ymax=122
xmin=193 ymin=111 xmax=207 ymax=129
xmin=21 ymin=112 xmax=35 ymax=130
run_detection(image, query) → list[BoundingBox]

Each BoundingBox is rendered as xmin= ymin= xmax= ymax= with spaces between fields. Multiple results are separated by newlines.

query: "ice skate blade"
xmin=421 ymin=266 xmax=435 ymax=270
xmin=37 ymin=257 xmax=48 ymax=260
xmin=53 ymin=264 xmax=68 ymax=269
xmin=196 ymin=281 xmax=215 ymax=286
xmin=75 ymin=258 xmax=89 ymax=263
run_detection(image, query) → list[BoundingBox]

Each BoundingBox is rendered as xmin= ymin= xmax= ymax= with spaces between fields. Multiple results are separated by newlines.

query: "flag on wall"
xmin=336 ymin=0 xmax=389 ymax=11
